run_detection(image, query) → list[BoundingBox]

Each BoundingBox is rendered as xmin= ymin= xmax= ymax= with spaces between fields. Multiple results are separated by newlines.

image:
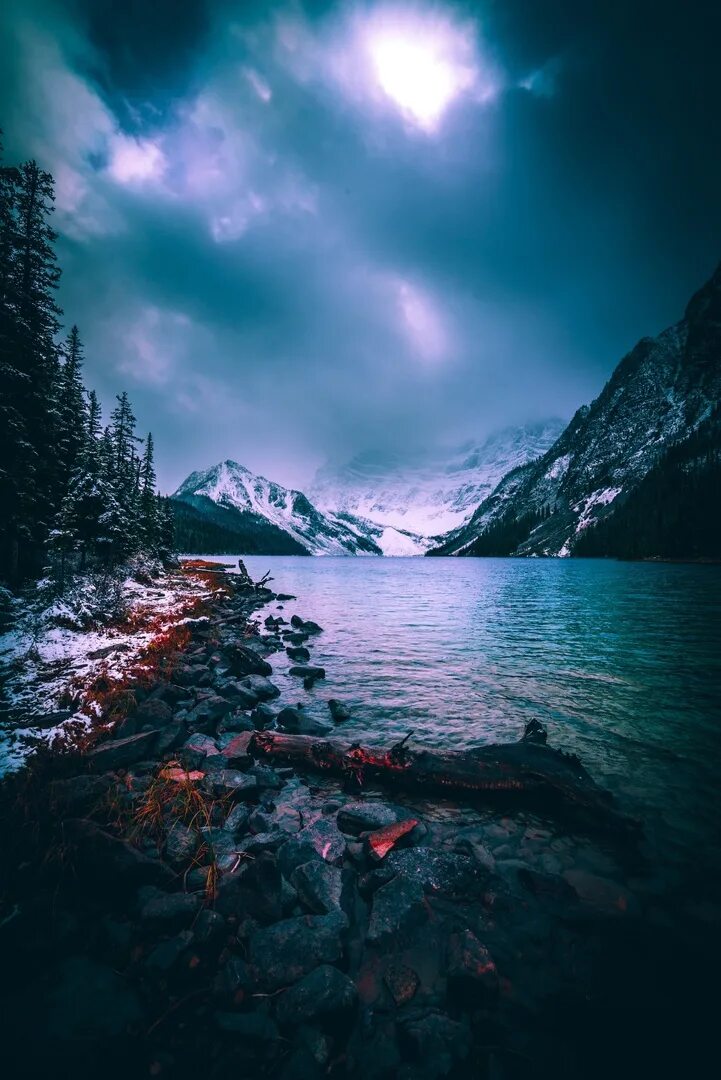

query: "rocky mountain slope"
xmin=432 ymin=263 xmax=721 ymax=558
xmin=309 ymin=421 xmax=564 ymax=538
xmin=173 ymin=460 xmax=425 ymax=556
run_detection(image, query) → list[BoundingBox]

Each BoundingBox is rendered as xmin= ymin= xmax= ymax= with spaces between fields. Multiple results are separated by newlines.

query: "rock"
xmin=384 ymin=963 xmax=419 ymax=1006
xmin=201 ymin=826 xmax=243 ymax=872
xmin=249 ymin=763 xmax=284 ymax=790
xmin=173 ymin=662 xmax=209 ymax=687
xmin=288 ymin=665 xmax=326 ymax=680
xmin=238 ymin=832 xmax=287 ymax=856
xmin=278 ymin=836 xmax=323 ymax=880
xmin=277 ymin=707 xmax=332 ymax=736
xmin=276 ymin=593 xmax=296 ymax=601
xmin=134 ymin=698 xmax=174 ymax=727
xmin=241 ymin=674 xmax=281 ymax=701
xmin=140 ymin=890 xmax=201 ymax=931
xmin=193 ymin=908 xmax=226 ymax=949
xmin=563 ymin=869 xmax=639 ymax=917
xmin=337 ymin=801 xmax=409 ymax=835
xmin=46 ymin=956 xmax=142 ymax=1039
xmin=214 ymin=954 xmax=252 ymax=998
xmin=65 ymin=819 xmax=174 ymax=891
xmin=292 ymin=860 xmax=344 ymax=914
xmin=454 ymin=828 xmax=497 ymax=872
xmin=223 ymin=643 xmax=273 ymax=677
xmin=275 ymin=964 xmax=357 ymax=1028
xmin=384 ymin=849 xmax=486 ymax=898
xmin=217 ymin=681 xmax=261 ymax=709
xmin=251 ymin=702 xmax=277 ymax=729
xmin=164 ymin=821 xmax=199 ymax=868
xmin=146 ymin=930 xmax=194 ymax=973
xmin=518 ymin=867 xmax=578 ymax=905
xmin=218 ymin=729 xmax=254 ymax=759
xmin=297 ymin=818 xmax=346 ymax=864
xmin=399 ymin=1011 xmax=471 ymax=1078
xmin=215 ymin=1011 xmax=280 ymax=1042
xmin=182 ymin=732 xmax=220 ymax=757
xmin=284 ymin=632 xmax=310 ymax=646
xmin=366 ymin=875 xmax=426 ymax=945
xmin=49 ymin=774 xmax=113 ymax=813
xmin=446 ymin=930 xmax=499 ymax=1001
xmin=203 ymin=770 xmax=258 ymax=801
xmin=286 ymin=646 xmax=311 ymax=662
xmin=290 ymin=615 xmax=305 ymax=628
xmin=248 ymin=911 xmax=349 ymax=991
xmin=225 ymin=803 xmax=252 ymax=834
xmin=186 ymin=694 xmax=235 ymax=727
xmin=154 ymin=719 xmax=187 ymax=756
xmin=366 ymin=818 xmax=421 ymax=862
xmin=87 ymin=730 xmax=157 ymax=772
xmin=328 ymin=699 xmax=351 ymax=723
xmin=214 ymin=854 xmax=284 ymax=923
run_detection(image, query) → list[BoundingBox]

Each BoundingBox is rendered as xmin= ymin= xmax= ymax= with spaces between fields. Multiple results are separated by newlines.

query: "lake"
xmin=240 ymin=555 xmax=721 ymax=884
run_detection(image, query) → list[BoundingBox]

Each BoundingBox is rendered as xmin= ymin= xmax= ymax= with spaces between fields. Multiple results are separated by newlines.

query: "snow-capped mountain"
xmin=309 ymin=421 xmax=565 ymax=538
xmin=433 ymin=262 xmax=721 ymax=558
xmin=173 ymin=460 xmax=425 ymax=556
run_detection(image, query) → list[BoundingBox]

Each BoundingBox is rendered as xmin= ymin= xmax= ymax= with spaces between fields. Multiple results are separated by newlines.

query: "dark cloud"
xmin=2 ymin=0 xmax=720 ymax=492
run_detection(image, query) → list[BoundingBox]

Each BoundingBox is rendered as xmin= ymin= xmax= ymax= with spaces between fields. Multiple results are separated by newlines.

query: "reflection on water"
xmin=240 ymin=555 xmax=721 ymax=880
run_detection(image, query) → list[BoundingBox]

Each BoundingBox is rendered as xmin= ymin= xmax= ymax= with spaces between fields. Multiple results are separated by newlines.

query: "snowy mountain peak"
xmin=309 ymin=420 xmax=565 ymax=538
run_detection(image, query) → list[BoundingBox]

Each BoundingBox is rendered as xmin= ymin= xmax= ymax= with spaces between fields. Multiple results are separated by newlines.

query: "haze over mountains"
xmin=173 ymin=263 xmax=721 ymax=560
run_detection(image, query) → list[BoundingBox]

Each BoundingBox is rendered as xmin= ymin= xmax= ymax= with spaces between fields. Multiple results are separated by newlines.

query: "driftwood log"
xmin=251 ymin=730 xmax=639 ymax=839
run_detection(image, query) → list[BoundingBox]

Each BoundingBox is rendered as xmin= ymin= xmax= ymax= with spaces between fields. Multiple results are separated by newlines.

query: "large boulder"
xmin=241 ymin=675 xmax=281 ymax=701
xmin=337 ymin=801 xmax=409 ymax=835
xmin=384 ymin=848 xmax=486 ymax=898
xmin=87 ymin=730 xmax=157 ymax=772
xmin=291 ymin=860 xmax=344 ymax=914
xmin=366 ymin=875 xmax=426 ymax=945
xmin=276 ymin=707 xmax=332 ymax=736
xmin=223 ymin=643 xmax=273 ymax=678
xmin=65 ymin=819 xmax=174 ymax=891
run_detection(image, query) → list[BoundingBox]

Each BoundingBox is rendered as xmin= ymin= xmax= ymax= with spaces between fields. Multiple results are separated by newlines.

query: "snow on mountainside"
xmin=173 ymin=460 xmax=425 ymax=556
xmin=309 ymin=421 xmax=565 ymax=538
xmin=434 ymin=262 xmax=721 ymax=558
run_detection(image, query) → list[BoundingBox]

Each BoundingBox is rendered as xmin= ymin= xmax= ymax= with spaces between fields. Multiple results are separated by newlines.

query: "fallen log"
xmin=251 ymin=730 xmax=640 ymax=839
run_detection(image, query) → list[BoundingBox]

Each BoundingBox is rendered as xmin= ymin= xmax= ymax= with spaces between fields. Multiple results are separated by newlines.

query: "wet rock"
xmin=238 ymin=832 xmax=287 ymax=856
xmin=518 ymin=867 xmax=578 ymax=905
xmin=140 ymin=890 xmax=201 ymax=931
xmin=286 ymin=646 xmax=311 ymax=662
xmin=328 ymin=699 xmax=351 ymax=723
xmin=398 ymin=1011 xmax=471 ymax=1078
xmin=278 ymin=836 xmax=323 ymax=880
xmin=241 ymin=674 xmax=281 ymax=701
xmin=87 ymin=730 xmax=157 ymax=772
xmin=367 ymin=874 xmax=426 ymax=945
xmin=292 ymin=860 xmax=344 ymax=914
xmin=384 ymin=962 xmax=420 ymax=1005
xmin=337 ymin=801 xmax=409 ymax=835
xmin=174 ymin=663 xmax=210 ymax=687
xmin=563 ymin=869 xmax=640 ymax=917
xmin=203 ymin=770 xmax=258 ymax=801
xmin=285 ymin=631 xmax=310 ymax=646
xmin=216 ymin=680 xmax=261 ymax=709
xmin=384 ymin=848 xmax=486 ymax=898
xmin=251 ymin=702 xmax=278 ymax=729
xmin=275 ymin=964 xmax=358 ymax=1028
xmin=186 ymin=694 xmax=235 ymax=727
xmin=249 ymin=763 xmax=284 ymax=790
xmin=46 ymin=955 xmax=142 ymax=1039
xmin=65 ymin=818 xmax=174 ymax=891
xmin=453 ymin=827 xmax=496 ymax=872
xmin=223 ymin=643 xmax=273 ymax=678
xmin=288 ymin=664 xmax=326 ymax=680
xmin=218 ymin=730 xmax=254 ymax=765
xmin=217 ymin=711 xmax=255 ymax=736
xmin=446 ymin=929 xmax=499 ymax=1002
xmin=248 ymin=911 xmax=349 ymax=991
xmin=277 ymin=706 xmax=332 ymax=736
xmin=164 ymin=820 xmax=199 ymax=868
xmin=276 ymin=593 xmax=296 ymax=601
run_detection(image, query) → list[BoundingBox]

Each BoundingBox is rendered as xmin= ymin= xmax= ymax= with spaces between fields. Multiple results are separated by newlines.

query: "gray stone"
xmin=248 ymin=911 xmax=348 ymax=991
xmin=367 ymin=874 xmax=426 ymax=945
xmin=275 ymin=964 xmax=357 ymax=1027
xmin=292 ymin=860 xmax=344 ymax=914
xmin=241 ymin=674 xmax=280 ymax=700
xmin=87 ymin=730 xmax=157 ymax=772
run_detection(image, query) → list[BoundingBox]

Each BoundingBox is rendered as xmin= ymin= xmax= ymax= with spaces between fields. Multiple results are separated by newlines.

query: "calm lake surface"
xmin=240 ymin=555 xmax=721 ymax=882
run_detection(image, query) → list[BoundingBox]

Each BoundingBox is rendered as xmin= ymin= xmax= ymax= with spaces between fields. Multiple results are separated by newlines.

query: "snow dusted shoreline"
xmin=0 ymin=560 xmax=226 ymax=775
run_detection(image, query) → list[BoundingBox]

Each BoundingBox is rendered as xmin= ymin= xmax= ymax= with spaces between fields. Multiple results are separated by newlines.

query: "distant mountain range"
xmin=171 ymin=422 xmax=563 ymax=556
xmin=172 ymin=263 xmax=721 ymax=560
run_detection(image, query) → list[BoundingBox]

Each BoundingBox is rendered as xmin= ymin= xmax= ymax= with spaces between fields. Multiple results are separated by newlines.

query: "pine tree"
xmin=56 ymin=325 xmax=88 ymax=495
xmin=138 ymin=433 xmax=159 ymax=551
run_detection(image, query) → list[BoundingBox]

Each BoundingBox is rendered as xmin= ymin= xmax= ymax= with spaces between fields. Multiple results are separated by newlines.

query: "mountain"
xmin=172 ymin=460 xmax=424 ymax=556
xmin=432 ymin=263 xmax=721 ymax=558
xmin=309 ymin=421 xmax=565 ymax=538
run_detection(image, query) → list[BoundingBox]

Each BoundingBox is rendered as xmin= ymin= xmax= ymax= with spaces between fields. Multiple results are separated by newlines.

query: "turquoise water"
xmin=242 ymin=555 xmax=721 ymax=877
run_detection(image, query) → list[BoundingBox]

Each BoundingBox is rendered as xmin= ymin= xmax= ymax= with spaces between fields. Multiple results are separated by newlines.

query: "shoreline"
xmin=0 ymin=560 xmax=716 ymax=1078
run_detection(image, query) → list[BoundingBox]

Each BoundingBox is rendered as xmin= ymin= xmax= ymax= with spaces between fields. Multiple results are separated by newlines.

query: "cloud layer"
xmin=2 ymin=0 xmax=720 ymax=491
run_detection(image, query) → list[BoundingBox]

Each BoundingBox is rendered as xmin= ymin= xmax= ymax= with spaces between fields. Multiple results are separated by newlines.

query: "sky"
xmin=2 ymin=0 xmax=720 ymax=493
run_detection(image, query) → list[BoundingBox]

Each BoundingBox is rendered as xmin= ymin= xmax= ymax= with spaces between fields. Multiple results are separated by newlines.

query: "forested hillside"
xmin=0 ymin=139 xmax=171 ymax=585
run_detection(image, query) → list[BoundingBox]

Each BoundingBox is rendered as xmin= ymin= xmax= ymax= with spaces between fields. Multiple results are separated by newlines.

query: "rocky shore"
xmin=0 ymin=561 xmax=712 ymax=1079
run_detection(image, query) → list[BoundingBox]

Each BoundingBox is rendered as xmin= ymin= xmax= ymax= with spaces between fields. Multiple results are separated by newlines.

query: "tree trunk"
xmin=251 ymin=731 xmax=639 ymax=839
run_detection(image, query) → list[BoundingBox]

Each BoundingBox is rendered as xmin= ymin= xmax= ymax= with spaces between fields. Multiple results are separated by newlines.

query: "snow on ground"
xmin=0 ymin=563 xmax=219 ymax=775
